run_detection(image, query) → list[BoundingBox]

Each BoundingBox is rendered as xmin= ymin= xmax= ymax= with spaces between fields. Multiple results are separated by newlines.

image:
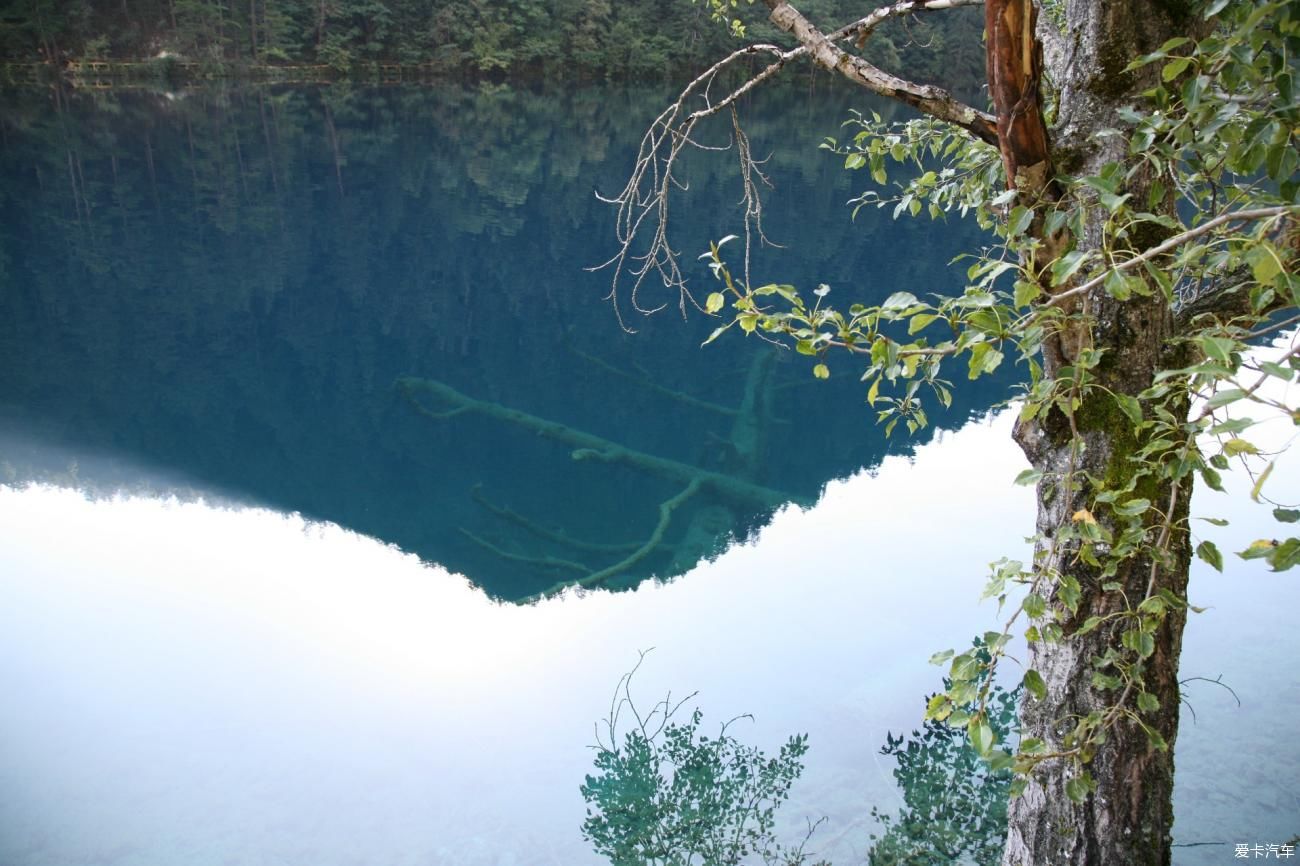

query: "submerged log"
xmin=396 ymin=376 xmax=800 ymax=512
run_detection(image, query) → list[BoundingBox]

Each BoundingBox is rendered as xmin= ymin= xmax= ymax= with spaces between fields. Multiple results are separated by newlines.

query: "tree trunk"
xmin=1002 ymin=1 xmax=1207 ymax=863
xmin=249 ymin=0 xmax=259 ymax=60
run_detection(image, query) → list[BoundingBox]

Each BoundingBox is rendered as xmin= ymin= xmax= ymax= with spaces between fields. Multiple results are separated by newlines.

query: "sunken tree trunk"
xmin=1001 ymin=1 xmax=1206 ymax=863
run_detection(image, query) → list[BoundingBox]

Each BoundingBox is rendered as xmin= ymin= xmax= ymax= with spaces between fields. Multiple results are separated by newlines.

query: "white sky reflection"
xmin=2 ymin=407 xmax=1297 ymax=865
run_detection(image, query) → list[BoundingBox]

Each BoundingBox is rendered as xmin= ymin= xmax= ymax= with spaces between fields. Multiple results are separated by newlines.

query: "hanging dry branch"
xmin=592 ymin=0 xmax=995 ymax=328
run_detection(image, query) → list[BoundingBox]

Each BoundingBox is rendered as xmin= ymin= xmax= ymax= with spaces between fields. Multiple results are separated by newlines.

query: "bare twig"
xmin=592 ymin=0 xmax=996 ymax=329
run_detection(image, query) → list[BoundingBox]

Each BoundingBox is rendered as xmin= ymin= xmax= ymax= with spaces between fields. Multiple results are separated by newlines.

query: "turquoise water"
xmin=0 ymin=83 xmax=1296 ymax=864
xmin=0 ymin=83 xmax=1005 ymax=600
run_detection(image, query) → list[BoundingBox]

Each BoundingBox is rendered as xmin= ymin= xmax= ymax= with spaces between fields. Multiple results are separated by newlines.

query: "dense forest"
xmin=0 ymin=0 xmax=985 ymax=83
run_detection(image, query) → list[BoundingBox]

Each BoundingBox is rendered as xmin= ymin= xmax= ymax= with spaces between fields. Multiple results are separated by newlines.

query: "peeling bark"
xmin=764 ymin=0 xmax=999 ymax=145
xmin=985 ymin=0 xmax=1051 ymax=190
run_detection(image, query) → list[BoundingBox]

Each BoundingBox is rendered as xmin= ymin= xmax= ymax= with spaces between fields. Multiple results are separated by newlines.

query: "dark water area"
xmin=0 ymin=81 xmax=1010 ymax=599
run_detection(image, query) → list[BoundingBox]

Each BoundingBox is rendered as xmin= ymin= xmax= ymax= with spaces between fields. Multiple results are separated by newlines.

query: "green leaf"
xmin=1222 ymin=438 xmax=1258 ymax=456
xmin=1122 ymin=628 xmax=1156 ymax=658
xmin=1014 ymin=279 xmax=1041 ymax=308
xmin=1137 ymin=692 xmax=1160 ymax=713
xmin=1210 ymin=417 xmax=1252 ymax=437
xmin=967 ymin=343 xmax=1004 ymax=379
xmin=908 ymin=313 xmax=939 ymax=334
xmin=1023 ymin=669 xmax=1047 ymax=702
xmin=1014 ymin=469 xmax=1043 ymax=486
xmin=882 ymin=291 xmax=920 ymax=311
xmin=1007 ymin=205 xmax=1034 ymax=237
xmin=1240 ymin=539 xmax=1277 ymax=561
xmin=1114 ymin=393 xmax=1143 ymax=425
xmin=1065 ymin=777 xmax=1091 ymax=804
xmin=1023 ymin=593 xmax=1047 ymax=619
xmin=1246 ymin=243 xmax=1283 ymax=286
xmin=1205 ymin=388 xmax=1246 ymax=410
xmin=1099 ymin=191 xmax=1131 ymax=213
xmin=1076 ymin=615 xmax=1104 ymax=636
xmin=1050 ymin=250 xmax=1089 ymax=286
xmin=950 ymin=653 xmax=980 ymax=682
xmin=969 ymin=718 xmax=995 ymax=756
xmin=1198 ymin=336 xmax=1237 ymax=365
xmin=1251 ymin=461 xmax=1275 ymax=502
xmin=925 ymin=693 xmax=952 ymax=721
xmin=812 ymin=363 xmax=830 ymax=380
xmin=1273 ymin=508 xmax=1300 ymax=524
xmin=1102 ymin=270 xmax=1147 ymax=300
xmin=1259 ymin=361 xmax=1295 ymax=381
xmin=1146 ymin=728 xmax=1169 ymax=752
xmin=987 ymin=750 xmax=1016 ymax=773
xmin=1114 ymin=498 xmax=1151 ymax=517
xmin=1268 ymin=538 xmax=1300 ymax=572
xmin=705 ymin=292 xmax=725 ymax=314
xmin=1021 ymin=737 xmax=1047 ymax=755
xmin=702 ymin=323 xmax=732 ymax=346
xmin=1196 ymin=540 xmax=1224 ymax=572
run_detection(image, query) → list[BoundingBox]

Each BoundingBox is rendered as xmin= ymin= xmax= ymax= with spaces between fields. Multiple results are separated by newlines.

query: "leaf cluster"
xmin=581 ymin=655 xmax=829 ymax=866
xmin=868 ymin=639 xmax=1020 ymax=866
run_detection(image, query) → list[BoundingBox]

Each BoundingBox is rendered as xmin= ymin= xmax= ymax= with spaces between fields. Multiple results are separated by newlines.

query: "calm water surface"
xmin=0 ymin=83 xmax=1296 ymax=864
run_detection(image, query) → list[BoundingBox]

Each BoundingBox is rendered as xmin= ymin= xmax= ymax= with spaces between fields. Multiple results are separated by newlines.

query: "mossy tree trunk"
xmin=1001 ymin=2 xmax=1205 ymax=862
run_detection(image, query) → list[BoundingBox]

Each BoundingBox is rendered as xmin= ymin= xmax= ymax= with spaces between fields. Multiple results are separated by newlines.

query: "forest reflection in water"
xmin=0 ymin=81 xmax=1011 ymax=599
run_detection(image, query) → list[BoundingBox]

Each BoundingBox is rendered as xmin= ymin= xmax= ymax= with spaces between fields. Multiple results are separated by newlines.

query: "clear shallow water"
xmin=1 ymin=81 xmax=1297 ymax=864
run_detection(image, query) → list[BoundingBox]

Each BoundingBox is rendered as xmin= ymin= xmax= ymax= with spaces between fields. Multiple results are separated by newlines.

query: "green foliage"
xmin=581 ymin=654 xmax=828 ymax=866
xmin=869 ymin=641 xmax=1019 ymax=866
xmin=693 ymin=0 xmax=1299 ymax=787
xmin=0 ymin=0 xmax=988 ymax=85
xmin=581 ymin=649 xmax=1020 ymax=866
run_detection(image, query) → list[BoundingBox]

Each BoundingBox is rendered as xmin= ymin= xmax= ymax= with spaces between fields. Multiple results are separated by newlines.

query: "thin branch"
xmin=1180 ymin=674 xmax=1242 ymax=707
xmin=826 ymin=0 xmax=984 ymax=54
xmin=458 ymin=528 xmax=590 ymax=575
xmin=567 ymin=343 xmax=739 ymax=417
xmin=470 ymin=484 xmax=649 ymax=554
xmin=535 ymin=478 xmax=705 ymax=599
xmin=1047 ymin=206 xmax=1297 ymax=309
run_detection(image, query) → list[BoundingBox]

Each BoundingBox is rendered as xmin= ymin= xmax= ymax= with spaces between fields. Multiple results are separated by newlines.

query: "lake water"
xmin=1 ymin=82 xmax=1297 ymax=864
